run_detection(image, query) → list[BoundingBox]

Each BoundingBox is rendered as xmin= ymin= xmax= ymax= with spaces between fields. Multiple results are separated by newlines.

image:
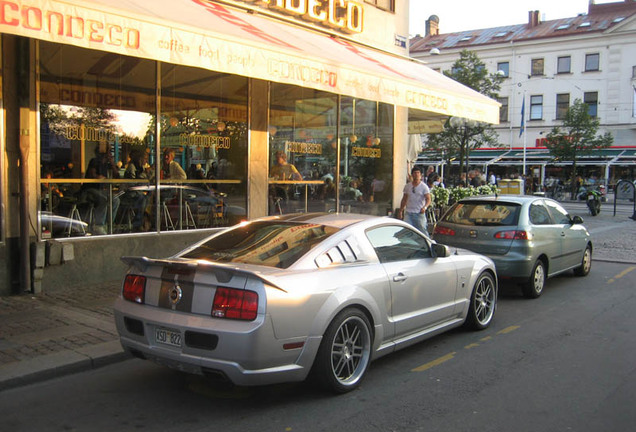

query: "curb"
xmin=0 ymin=341 xmax=127 ymax=392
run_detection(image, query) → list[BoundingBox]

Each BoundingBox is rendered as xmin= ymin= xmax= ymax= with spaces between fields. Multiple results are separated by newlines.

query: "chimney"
xmin=528 ymin=10 xmax=540 ymax=27
xmin=426 ymin=15 xmax=439 ymax=37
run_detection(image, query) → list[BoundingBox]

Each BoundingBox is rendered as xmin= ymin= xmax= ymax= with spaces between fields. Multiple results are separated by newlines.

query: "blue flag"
xmin=519 ymin=96 xmax=525 ymax=138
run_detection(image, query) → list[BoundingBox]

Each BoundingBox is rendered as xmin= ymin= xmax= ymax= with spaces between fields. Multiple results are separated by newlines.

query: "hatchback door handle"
xmin=393 ymin=273 xmax=407 ymax=282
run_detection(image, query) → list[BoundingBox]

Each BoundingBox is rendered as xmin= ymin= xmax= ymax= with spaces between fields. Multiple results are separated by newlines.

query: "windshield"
xmin=442 ymin=202 xmax=521 ymax=226
xmin=181 ymin=221 xmax=339 ymax=268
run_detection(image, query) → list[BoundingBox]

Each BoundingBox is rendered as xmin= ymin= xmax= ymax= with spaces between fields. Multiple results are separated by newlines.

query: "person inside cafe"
xmin=269 ymin=151 xmax=302 ymax=213
xmin=81 ymin=140 xmax=120 ymax=235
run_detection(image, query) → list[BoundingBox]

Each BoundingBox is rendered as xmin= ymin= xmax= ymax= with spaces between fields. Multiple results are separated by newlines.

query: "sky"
xmin=409 ymin=0 xmax=619 ymax=36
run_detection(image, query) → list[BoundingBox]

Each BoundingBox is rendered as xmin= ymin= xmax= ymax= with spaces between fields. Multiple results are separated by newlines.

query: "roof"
xmin=410 ymin=1 xmax=636 ymax=52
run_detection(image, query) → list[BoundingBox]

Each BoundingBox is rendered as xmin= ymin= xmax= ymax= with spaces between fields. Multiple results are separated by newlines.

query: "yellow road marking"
xmin=412 ymin=352 xmax=456 ymax=372
xmin=608 ymin=266 xmax=635 ymax=284
xmin=614 ymin=266 xmax=636 ymax=279
xmin=480 ymin=336 xmax=493 ymax=342
xmin=464 ymin=343 xmax=480 ymax=350
xmin=497 ymin=325 xmax=520 ymax=334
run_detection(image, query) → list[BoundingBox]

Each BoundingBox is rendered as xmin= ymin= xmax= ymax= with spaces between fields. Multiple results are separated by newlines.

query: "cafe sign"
xmin=239 ymin=0 xmax=363 ymax=33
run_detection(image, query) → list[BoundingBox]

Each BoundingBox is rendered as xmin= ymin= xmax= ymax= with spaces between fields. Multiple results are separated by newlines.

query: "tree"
xmin=545 ymin=99 xmax=613 ymax=198
xmin=425 ymin=50 xmax=503 ymax=185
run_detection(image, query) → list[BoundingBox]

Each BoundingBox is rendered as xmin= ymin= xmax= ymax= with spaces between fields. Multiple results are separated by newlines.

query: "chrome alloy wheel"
xmin=330 ymin=315 xmax=371 ymax=387
xmin=473 ymin=274 xmax=496 ymax=326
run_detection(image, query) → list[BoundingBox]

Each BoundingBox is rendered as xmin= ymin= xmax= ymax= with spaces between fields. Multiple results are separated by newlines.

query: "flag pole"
xmin=521 ymin=90 xmax=527 ymax=176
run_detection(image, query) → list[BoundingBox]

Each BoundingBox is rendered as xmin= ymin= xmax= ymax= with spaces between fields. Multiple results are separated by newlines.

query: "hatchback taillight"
xmin=434 ymin=226 xmax=455 ymax=236
xmin=494 ymin=230 xmax=530 ymax=240
xmin=123 ymin=275 xmax=146 ymax=304
xmin=212 ymin=287 xmax=258 ymax=321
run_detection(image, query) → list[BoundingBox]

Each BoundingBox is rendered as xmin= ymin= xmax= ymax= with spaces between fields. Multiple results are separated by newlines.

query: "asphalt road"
xmin=1 ymin=260 xmax=634 ymax=432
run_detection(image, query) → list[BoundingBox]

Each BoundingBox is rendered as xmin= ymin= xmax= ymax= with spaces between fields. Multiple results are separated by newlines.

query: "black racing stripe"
xmin=158 ymin=265 xmax=196 ymax=312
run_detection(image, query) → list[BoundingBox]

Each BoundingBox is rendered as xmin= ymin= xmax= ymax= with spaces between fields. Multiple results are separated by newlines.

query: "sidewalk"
xmin=1 ymin=202 xmax=635 ymax=391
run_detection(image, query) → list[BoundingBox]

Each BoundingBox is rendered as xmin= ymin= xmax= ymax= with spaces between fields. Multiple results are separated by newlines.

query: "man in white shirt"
xmin=399 ymin=167 xmax=431 ymax=234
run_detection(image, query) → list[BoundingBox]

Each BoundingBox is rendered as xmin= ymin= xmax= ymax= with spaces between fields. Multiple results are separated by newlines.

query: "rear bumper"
xmin=113 ymin=298 xmax=322 ymax=386
xmin=486 ymin=252 xmax=535 ymax=279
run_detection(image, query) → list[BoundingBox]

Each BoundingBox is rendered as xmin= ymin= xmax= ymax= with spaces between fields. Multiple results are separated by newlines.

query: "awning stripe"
xmin=1 ymin=0 xmax=500 ymax=123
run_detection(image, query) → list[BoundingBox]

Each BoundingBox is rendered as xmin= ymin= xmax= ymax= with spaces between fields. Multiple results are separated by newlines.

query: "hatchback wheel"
xmin=574 ymin=246 xmax=592 ymax=276
xmin=311 ymin=308 xmax=372 ymax=393
xmin=464 ymin=272 xmax=497 ymax=330
xmin=522 ymin=260 xmax=546 ymax=299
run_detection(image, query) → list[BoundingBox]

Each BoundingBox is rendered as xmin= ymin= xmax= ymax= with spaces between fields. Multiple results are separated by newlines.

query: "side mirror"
xmin=433 ymin=243 xmax=451 ymax=258
xmin=571 ymin=215 xmax=584 ymax=225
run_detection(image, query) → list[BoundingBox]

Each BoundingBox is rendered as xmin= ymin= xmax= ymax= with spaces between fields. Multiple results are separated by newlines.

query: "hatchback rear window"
xmin=181 ymin=221 xmax=339 ymax=268
xmin=441 ymin=202 xmax=520 ymax=226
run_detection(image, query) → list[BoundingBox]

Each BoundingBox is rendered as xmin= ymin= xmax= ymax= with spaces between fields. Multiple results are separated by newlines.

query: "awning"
xmin=417 ymin=147 xmax=636 ymax=167
xmin=1 ymin=0 xmax=500 ymax=124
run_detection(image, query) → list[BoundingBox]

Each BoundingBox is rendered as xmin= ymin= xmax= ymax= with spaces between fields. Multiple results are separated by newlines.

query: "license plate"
xmin=155 ymin=327 xmax=182 ymax=347
xmin=587 ymin=195 xmax=595 ymax=201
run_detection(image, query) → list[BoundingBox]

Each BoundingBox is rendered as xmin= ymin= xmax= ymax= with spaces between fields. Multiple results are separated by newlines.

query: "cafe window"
xmin=531 ymin=58 xmax=544 ymax=76
xmin=38 ymin=42 xmax=248 ymax=238
xmin=556 ymin=94 xmax=570 ymax=120
xmin=39 ymin=42 xmax=157 ymax=238
xmin=269 ymin=83 xmax=338 ymax=215
xmin=339 ymin=97 xmax=394 ymax=215
xmin=160 ymin=65 xmax=248 ymax=231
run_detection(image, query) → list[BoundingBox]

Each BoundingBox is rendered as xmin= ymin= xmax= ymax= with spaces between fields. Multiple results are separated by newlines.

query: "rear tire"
xmin=310 ymin=308 xmax=372 ymax=394
xmin=464 ymin=272 xmax=497 ymax=330
xmin=573 ymin=245 xmax=592 ymax=276
xmin=522 ymin=260 xmax=546 ymax=299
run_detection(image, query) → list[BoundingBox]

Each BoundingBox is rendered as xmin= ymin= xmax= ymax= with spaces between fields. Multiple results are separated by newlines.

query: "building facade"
xmin=410 ymin=0 xmax=636 ymax=187
xmin=0 ymin=0 xmax=499 ymax=295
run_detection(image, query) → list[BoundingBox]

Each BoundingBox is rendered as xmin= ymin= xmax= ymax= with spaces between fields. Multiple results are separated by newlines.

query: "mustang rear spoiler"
xmin=120 ymin=256 xmax=287 ymax=292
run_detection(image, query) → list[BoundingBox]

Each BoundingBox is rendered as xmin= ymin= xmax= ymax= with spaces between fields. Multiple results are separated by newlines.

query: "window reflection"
xmin=160 ymin=65 xmax=248 ymax=231
xmin=38 ymin=43 xmax=248 ymax=238
xmin=39 ymin=42 xmax=156 ymax=238
xmin=340 ymin=97 xmax=394 ymax=215
xmin=269 ymin=84 xmax=338 ymax=215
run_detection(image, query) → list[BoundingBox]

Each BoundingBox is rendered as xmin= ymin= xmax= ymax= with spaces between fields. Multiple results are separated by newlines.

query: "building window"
xmin=584 ymin=92 xmax=599 ymax=117
xmin=632 ymin=65 xmax=636 ymax=79
xmin=585 ymin=53 xmax=600 ymax=71
xmin=556 ymin=94 xmax=570 ymax=119
xmin=497 ymin=62 xmax=509 ymax=78
xmin=557 ymin=56 xmax=571 ymax=74
xmin=268 ymin=84 xmax=394 ymax=215
xmin=498 ymin=97 xmax=509 ymax=122
xmin=364 ymin=0 xmax=394 ymax=11
xmin=39 ymin=41 xmax=249 ymax=238
xmin=530 ymin=95 xmax=543 ymax=120
xmin=531 ymin=58 xmax=544 ymax=76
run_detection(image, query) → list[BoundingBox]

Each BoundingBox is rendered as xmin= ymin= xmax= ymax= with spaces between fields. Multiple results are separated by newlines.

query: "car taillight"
xmin=434 ymin=226 xmax=455 ymax=236
xmin=212 ymin=287 xmax=258 ymax=321
xmin=494 ymin=230 xmax=530 ymax=240
xmin=123 ymin=275 xmax=146 ymax=304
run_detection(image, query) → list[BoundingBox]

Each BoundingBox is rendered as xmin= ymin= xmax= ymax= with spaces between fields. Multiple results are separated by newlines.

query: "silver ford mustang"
xmin=113 ymin=213 xmax=497 ymax=393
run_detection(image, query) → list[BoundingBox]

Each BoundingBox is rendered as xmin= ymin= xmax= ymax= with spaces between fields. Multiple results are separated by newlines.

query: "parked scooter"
xmin=586 ymin=189 xmax=602 ymax=216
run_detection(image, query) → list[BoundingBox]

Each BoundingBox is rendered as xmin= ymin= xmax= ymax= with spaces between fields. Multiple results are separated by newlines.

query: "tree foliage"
xmin=545 ymin=99 xmax=613 ymax=195
xmin=425 ymin=50 xmax=503 ymax=182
